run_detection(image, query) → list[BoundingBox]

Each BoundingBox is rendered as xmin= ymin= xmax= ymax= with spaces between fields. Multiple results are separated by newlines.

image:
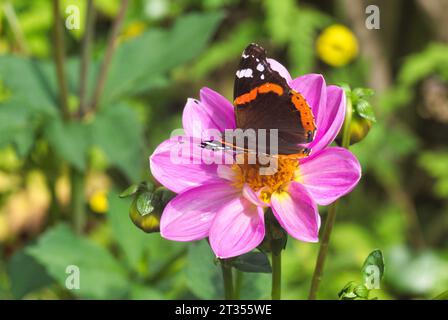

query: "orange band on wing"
xmin=291 ymin=91 xmax=316 ymax=142
xmin=234 ymin=83 xmax=284 ymax=106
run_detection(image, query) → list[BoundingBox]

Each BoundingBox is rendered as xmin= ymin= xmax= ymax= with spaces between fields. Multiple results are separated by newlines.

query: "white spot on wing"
xmin=236 ymin=68 xmax=253 ymax=78
xmin=256 ymin=63 xmax=265 ymax=72
xmin=260 ymin=74 xmax=265 ymax=80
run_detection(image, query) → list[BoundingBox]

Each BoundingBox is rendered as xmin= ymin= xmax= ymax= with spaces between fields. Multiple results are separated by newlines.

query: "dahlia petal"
xmin=271 ymin=182 xmax=320 ymax=242
xmin=150 ymin=135 xmax=230 ymax=193
xmin=267 ymin=58 xmax=293 ymax=83
xmin=160 ymin=182 xmax=239 ymax=241
xmin=242 ymin=184 xmax=268 ymax=207
xmin=182 ymin=99 xmax=220 ymax=140
xmin=209 ymin=197 xmax=265 ymax=258
xmin=199 ymin=87 xmax=236 ymax=130
xmin=308 ymin=85 xmax=346 ymax=154
xmin=299 ymin=147 xmax=361 ymax=206
xmin=217 ymin=165 xmax=236 ymax=181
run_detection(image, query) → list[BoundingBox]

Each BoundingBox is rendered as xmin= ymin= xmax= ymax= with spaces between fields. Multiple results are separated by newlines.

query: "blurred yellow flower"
xmin=120 ymin=21 xmax=146 ymax=42
xmin=316 ymin=24 xmax=359 ymax=67
xmin=89 ymin=190 xmax=109 ymax=214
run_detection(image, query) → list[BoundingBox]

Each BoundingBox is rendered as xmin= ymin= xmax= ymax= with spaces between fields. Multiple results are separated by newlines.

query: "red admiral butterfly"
xmin=203 ymin=43 xmax=317 ymax=159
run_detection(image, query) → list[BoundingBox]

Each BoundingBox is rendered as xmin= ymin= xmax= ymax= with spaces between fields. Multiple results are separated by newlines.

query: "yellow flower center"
xmin=232 ymin=156 xmax=299 ymax=202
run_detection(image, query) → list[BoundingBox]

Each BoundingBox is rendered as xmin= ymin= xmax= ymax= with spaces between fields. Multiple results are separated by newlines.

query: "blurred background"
xmin=0 ymin=0 xmax=447 ymax=300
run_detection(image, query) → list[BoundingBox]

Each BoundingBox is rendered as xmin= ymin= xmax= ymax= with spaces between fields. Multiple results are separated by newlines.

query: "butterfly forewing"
xmin=232 ymin=43 xmax=316 ymax=156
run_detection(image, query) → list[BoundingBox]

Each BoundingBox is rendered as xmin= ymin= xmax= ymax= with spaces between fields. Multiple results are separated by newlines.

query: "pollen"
xmin=232 ymin=155 xmax=299 ymax=202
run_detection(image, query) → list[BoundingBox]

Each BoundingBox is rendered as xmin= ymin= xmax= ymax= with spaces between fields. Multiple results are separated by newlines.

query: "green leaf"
xmin=361 ymin=249 xmax=385 ymax=286
xmin=0 ymin=101 xmax=35 ymax=156
xmin=26 ymin=224 xmax=129 ymax=299
xmin=355 ymin=99 xmax=376 ymax=122
xmin=119 ymin=184 xmax=140 ymax=198
xmin=398 ymin=43 xmax=448 ymax=87
xmin=7 ymin=250 xmax=53 ymax=299
xmin=102 ymin=11 xmax=224 ymax=105
xmin=91 ymin=104 xmax=143 ymax=181
xmin=129 ymin=284 xmax=165 ymax=300
xmin=186 ymin=240 xmax=223 ymax=299
xmin=353 ymin=87 xmax=374 ymax=99
xmin=186 ymin=241 xmax=269 ymax=299
xmin=433 ymin=290 xmax=448 ymax=300
xmin=232 ymin=252 xmax=272 ymax=273
xmin=0 ymin=56 xmax=57 ymax=114
xmin=136 ymin=191 xmax=155 ymax=216
xmin=45 ymin=117 xmax=90 ymax=172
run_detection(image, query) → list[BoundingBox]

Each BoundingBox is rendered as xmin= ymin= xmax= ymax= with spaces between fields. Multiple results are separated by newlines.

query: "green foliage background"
xmin=0 ymin=0 xmax=447 ymax=300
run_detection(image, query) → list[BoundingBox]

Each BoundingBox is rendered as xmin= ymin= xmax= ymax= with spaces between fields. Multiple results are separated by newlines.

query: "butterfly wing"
xmin=232 ymin=43 xmax=316 ymax=156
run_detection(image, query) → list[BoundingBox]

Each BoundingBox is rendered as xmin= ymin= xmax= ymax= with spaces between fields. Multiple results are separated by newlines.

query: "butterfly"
xmin=202 ymin=43 xmax=317 ymax=159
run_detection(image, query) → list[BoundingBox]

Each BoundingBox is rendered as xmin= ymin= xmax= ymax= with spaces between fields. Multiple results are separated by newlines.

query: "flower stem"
xmin=89 ymin=0 xmax=129 ymax=112
xmin=3 ymin=1 xmax=29 ymax=55
xmin=220 ymin=260 xmax=234 ymax=300
xmin=308 ymin=96 xmax=353 ymax=300
xmin=70 ymin=168 xmax=86 ymax=234
xmin=78 ymin=0 xmax=96 ymax=118
xmin=271 ymin=251 xmax=282 ymax=300
xmin=234 ymin=270 xmax=243 ymax=300
xmin=51 ymin=0 xmax=70 ymax=120
xmin=308 ymin=202 xmax=338 ymax=299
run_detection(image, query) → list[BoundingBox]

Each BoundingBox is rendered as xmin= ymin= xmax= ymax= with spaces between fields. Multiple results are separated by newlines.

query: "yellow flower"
xmin=89 ymin=190 xmax=109 ymax=214
xmin=120 ymin=21 xmax=146 ymax=42
xmin=316 ymin=24 xmax=359 ymax=67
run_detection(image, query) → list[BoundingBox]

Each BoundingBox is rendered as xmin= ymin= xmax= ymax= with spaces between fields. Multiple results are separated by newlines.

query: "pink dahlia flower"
xmin=150 ymin=60 xmax=361 ymax=259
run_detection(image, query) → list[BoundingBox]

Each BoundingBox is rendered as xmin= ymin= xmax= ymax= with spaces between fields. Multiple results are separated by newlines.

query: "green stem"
xmin=70 ymin=168 xmax=85 ymax=234
xmin=89 ymin=0 xmax=129 ymax=112
xmin=78 ymin=0 xmax=96 ymax=117
xmin=308 ymin=96 xmax=352 ymax=300
xmin=220 ymin=260 xmax=234 ymax=300
xmin=234 ymin=270 xmax=243 ymax=300
xmin=147 ymin=248 xmax=187 ymax=284
xmin=3 ymin=1 xmax=29 ymax=55
xmin=271 ymin=251 xmax=282 ymax=300
xmin=52 ymin=0 xmax=70 ymax=120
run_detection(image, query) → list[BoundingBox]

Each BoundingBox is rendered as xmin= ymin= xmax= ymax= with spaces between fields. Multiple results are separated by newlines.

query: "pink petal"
xmin=267 ymin=58 xmax=293 ymax=83
xmin=182 ymin=87 xmax=236 ymax=139
xmin=160 ymin=182 xmax=239 ymax=241
xmin=308 ymin=85 xmax=346 ymax=154
xmin=150 ymin=135 xmax=231 ymax=193
xmin=271 ymin=182 xmax=320 ymax=242
xmin=299 ymin=147 xmax=361 ymax=206
xmin=209 ymin=197 xmax=265 ymax=258
xmin=290 ymin=74 xmax=327 ymax=129
xmin=242 ymin=184 xmax=268 ymax=207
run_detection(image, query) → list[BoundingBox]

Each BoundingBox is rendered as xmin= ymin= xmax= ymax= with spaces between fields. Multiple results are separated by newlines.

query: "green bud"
xmin=353 ymin=284 xmax=370 ymax=299
xmin=338 ymin=281 xmax=370 ymax=300
xmin=129 ymin=198 xmax=161 ymax=233
xmin=337 ymin=86 xmax=376 ymax=146
xmin=127 ymin=184 xmax=175 ymax=233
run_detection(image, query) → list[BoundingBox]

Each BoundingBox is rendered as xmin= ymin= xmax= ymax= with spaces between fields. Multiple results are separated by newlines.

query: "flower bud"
xmin=336 ymin=114 xmax=372 ymax=146
xmin=337 ymin=86 xmax=376 ymax=145
xmin=338 ymin=281 xmax=370 ymax=300
xmin=124 ymin=183 xmax=175 ymax=233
